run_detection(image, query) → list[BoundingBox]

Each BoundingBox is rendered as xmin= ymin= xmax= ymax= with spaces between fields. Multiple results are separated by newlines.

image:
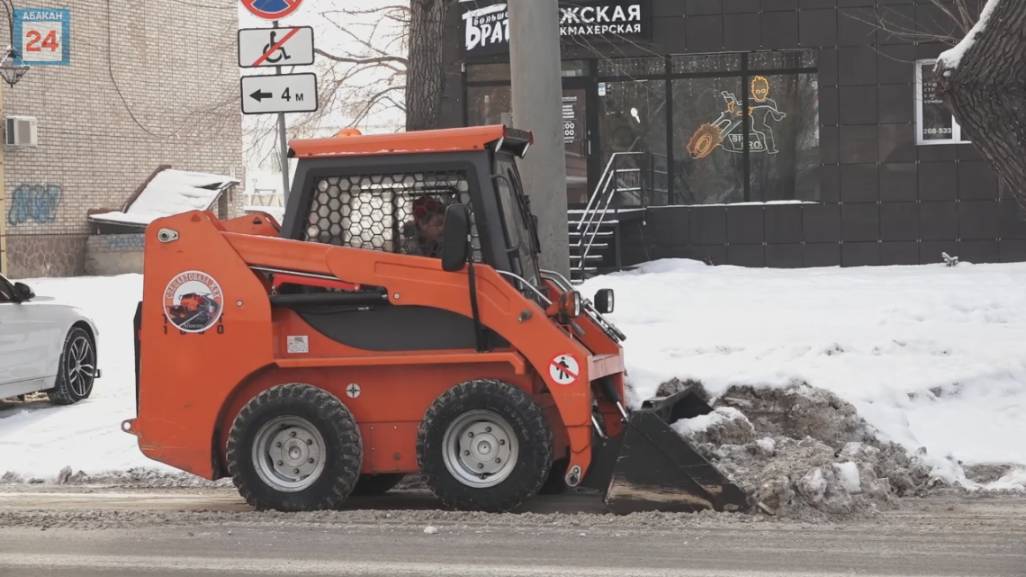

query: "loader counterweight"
xmin=128 ymin=125 xmax=747 ymax=514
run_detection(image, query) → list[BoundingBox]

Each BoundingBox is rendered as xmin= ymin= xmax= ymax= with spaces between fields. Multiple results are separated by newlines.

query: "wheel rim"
xmin=252 ymin=416 xmax=327 ymax=492
xmin=442 ymin=410 xmax=519 ymax=488
xmin=65 ymin=335 xmax=95 ymax=398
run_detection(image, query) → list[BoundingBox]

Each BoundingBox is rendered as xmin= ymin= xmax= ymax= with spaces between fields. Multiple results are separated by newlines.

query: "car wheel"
xmin=227 ymin=384 xmax=362 ymax=511
xmin=417 ymin=380 xmax=552 ymax=512
xmin=48 ymin=327 xmax=97 ymax=405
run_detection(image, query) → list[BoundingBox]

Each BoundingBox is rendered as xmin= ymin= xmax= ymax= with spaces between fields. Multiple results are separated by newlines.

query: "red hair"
xmin=412 ymin=196 xmax=444 ymax=221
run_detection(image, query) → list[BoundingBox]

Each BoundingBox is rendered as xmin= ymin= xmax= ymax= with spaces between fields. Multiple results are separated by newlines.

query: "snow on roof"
xmin=89 ymin=169 xmax=239 ymax=226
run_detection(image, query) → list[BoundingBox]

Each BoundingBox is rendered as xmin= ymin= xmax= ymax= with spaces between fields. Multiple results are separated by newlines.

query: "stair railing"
xmin=573 ymin=151 xmax=647 ymax=278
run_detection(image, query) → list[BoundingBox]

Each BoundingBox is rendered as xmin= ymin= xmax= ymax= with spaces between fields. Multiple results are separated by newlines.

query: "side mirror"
xmin=441 ymin=203 xmax=471 ymax=272
xmin=13 ymin=282 xmax=35 ymax=302
xmin=594 ymin=289 xmax=614 ymax=314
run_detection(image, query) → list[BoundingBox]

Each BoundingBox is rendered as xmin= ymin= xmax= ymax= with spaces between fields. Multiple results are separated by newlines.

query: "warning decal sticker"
xmin=549 ymin=354 xmax=580 ymax=386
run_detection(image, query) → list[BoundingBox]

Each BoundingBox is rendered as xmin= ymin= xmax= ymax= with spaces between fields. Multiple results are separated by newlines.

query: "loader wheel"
xmin=351 ymin=474 xmax=405 ymax=496
xmin=538 ymin=458 xmax=569 ymax=495
xmin=417 ymin=380 xmax=551 ymax=512
xmin=227 ymin=384 xmax=362 ymax=511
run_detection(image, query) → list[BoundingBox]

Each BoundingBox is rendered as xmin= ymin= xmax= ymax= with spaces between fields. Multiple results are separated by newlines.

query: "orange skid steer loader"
xmin=123 ymin=125 xmax=747 ymax=513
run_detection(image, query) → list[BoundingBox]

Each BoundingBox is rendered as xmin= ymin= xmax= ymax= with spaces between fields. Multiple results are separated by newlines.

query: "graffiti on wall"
xmin=7 ymin=184 xmax=62 ymax=225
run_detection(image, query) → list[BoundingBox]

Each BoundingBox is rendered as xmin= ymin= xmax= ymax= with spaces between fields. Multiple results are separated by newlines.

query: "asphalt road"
xmin=0 ymin=487 xmax=1024 ymax=577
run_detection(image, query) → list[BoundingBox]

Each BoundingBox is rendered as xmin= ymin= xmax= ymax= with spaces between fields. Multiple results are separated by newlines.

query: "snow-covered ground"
xmin=2 ymin=260 xmax=1025 ymax=489
xmin=0 ymin=275 xmax=169 ymax=478
xmin=583 ymin=259 xmax=1026 ymax=487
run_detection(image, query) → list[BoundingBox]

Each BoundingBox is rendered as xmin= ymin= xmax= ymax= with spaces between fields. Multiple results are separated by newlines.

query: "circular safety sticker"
xmin=549 ymin=354 xmax=580 ymax=386
xmin=163 ymin=270 xmax=224 ymax=334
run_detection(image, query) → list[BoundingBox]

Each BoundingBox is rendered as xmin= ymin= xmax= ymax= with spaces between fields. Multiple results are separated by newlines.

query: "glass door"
xmin=561 ymin=86 xmax=591 ymax=206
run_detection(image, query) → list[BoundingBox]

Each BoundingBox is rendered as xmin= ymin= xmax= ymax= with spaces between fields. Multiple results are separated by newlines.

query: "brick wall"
xmin=0 ymin=0 xmax=243 ymax=278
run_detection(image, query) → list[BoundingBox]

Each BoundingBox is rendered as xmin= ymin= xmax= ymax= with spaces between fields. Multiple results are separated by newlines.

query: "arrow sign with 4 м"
xmin=241 ymin=73 xmax=318 ymax=115
xmin=239 ymin=26 xmax=314 ymax=68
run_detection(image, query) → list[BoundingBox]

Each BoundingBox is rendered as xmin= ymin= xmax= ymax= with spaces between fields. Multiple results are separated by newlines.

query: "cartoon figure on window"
xmin=686 ymin=76 xmax=788 ymax=160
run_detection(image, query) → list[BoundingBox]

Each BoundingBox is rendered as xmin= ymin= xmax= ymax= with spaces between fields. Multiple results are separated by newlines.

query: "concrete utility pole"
xmin=508 ymin=0 xmax=569 ymax=276
xmin=0 ymin=82 xmax=7 ymax=275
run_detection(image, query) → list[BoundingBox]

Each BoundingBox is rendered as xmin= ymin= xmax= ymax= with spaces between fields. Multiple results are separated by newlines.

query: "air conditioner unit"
xmin=5 ymin=116 xmax=37 ymax=147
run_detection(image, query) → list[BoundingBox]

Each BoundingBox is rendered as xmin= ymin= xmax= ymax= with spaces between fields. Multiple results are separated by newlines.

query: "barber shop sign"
xmin=461 ymin=0 xmax=649 ymax=57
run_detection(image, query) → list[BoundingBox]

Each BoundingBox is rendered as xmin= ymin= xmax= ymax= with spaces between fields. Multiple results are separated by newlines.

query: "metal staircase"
xmin=568 ymin=152 xmax=666 ymax=283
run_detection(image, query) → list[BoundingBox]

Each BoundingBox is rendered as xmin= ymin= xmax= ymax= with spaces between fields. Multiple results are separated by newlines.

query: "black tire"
xmin=227 ymin=384 xmax=362 ymax=511
xmin=351 ymin=474 xmax=405 ymax=496
xmin=538 ymin=458 xmax=569 ymax=495
xmin=48 ymin=327 xmax=96 ymax=406
xmin=417 ymin=379 xmax=552 ymax=512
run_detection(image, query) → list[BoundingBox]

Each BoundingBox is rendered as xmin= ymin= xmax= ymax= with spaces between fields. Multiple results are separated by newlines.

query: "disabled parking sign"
xmin=240 ymin=0 xmax=304 ymax=20
xmin=14 ymin=8 xmax=71 ymax=66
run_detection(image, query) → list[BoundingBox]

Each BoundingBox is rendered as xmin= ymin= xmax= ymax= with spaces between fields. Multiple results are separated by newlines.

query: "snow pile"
xmin=670 ymin=406 xmax=754 ymax=446
xmin=0 ymin=275 xmax=172 ymax=480
xmin=4 ymin=259 xmax=1026 ymax=496
xmin=583 ymin=259 xmax=1026 ymax=490
xmin=89 ymin=169 xmax=238 ymax=226
xmin=670 ymin=382 xmax=934 ymax=519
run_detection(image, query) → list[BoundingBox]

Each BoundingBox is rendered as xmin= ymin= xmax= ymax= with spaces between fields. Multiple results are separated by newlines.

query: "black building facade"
xmin=438 ymin=0 xmax=1025 ymax=268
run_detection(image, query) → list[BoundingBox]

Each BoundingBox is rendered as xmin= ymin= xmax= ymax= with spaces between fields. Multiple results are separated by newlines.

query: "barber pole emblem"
xmin=549 ymin=354 xmax=579 ymax=385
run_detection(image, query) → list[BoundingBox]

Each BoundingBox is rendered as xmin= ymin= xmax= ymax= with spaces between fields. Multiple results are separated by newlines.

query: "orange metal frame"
xmin=127 ymin=210 xmax=625 ymax=484
xmin=290 ymin=125 xmax=524 ymax=159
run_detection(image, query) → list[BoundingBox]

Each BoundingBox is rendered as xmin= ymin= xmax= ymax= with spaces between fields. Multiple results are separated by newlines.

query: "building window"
xmin=598 ymin=78 xmax=669 ymax=206
xmin=915 ymin=59 xmax=969 ymax=145
xmin=467 ymin=85 xmax=513 ymax=126
xmin=672 ymin=75 xmax=746 ymax=204
xmin=671 ymin=51 xmax=820 ymax=205
xmin=598 ymin=56 xmax=666 ymax=78
xmin=464 ymin=50 xmax=818 ymax=206
xmin=466 ymin=62 xmax=511 ymax=82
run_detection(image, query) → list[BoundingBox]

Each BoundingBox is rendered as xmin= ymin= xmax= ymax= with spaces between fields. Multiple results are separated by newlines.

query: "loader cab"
xmin=283 ymin=126 xmax=542 ymax=291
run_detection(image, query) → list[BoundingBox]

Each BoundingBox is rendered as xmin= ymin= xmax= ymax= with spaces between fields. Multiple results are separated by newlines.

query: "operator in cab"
xmin=403 ymin=195 xmax=446 ymax=258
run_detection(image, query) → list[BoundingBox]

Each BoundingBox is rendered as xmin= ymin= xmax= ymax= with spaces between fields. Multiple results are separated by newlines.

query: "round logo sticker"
xmin=549 ymin=354 xmax=580 ymax=386
xmin=163 ymin=271 xmax=224 ymax=333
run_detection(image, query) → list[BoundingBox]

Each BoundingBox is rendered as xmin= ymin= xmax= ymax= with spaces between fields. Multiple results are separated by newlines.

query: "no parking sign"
xmin=241 ymin=0 xmax=304 ymax=20
xmin=14 ymin=8 xmax=70 ymax=66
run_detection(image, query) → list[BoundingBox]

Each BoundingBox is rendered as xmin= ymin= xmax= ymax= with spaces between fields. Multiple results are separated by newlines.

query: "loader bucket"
xmin=600 ymin=388 xmax=750 ymax=514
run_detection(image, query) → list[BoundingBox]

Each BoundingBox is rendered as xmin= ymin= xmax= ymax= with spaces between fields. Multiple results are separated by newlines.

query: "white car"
xmin=0 ymin=273 xmax=100 ymax=404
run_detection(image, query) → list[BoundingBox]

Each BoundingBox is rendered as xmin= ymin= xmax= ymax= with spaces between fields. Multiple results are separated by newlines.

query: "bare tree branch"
xmin=314 ymin=48 xmax=408 ymax=67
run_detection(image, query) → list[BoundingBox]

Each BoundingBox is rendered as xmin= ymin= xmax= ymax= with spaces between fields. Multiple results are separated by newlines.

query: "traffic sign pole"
xmin=238 ymin=0 xmax=314 ymax=204
xmin=274 ymin=20 xmax=290 ymax=204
